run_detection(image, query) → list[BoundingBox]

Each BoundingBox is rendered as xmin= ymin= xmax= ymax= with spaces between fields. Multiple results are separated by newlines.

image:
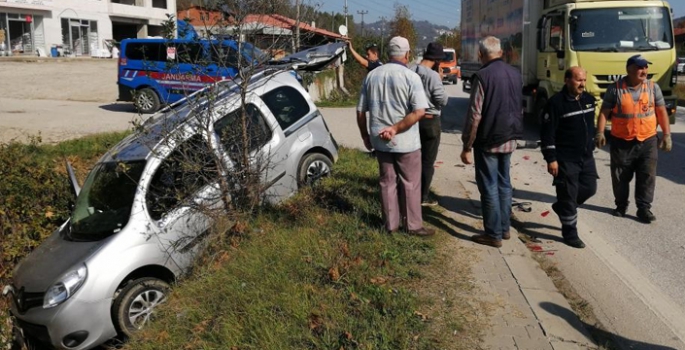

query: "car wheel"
xmin=134 ymin=88 xmax=161 ymax=114
xmin=112 ymin=277 xmax=169 ymax=338
xmin=298 ymin=153 xmax=332 ymax=187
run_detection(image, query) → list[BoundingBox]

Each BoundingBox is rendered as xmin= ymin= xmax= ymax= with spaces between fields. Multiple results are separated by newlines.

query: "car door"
xmin=211 ymin=94 xmax=286 ymax=203
xmin=145 ymin=133 xmax=222 ymax=270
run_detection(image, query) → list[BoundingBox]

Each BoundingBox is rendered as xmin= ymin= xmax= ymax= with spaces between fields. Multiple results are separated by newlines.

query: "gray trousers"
xmin=610 ymin=135 xmax=658 ymax=210
xmin=376 ymin=149 xmax=423 ymax=231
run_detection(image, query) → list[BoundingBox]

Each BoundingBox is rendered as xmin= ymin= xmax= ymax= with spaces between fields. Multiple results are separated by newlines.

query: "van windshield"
xmin=69 ymin=161 xmax=146 ymax=241
xmin=443 ymin=51 xmax=455 ymax=62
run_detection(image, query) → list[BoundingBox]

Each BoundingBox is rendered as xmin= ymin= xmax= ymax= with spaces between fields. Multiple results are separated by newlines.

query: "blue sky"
xmin=314 ymin=1 xmax=685 ymax=29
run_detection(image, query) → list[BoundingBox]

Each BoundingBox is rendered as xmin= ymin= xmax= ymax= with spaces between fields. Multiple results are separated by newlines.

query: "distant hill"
xmin=354 ymin=19 xmax=455 ymax=50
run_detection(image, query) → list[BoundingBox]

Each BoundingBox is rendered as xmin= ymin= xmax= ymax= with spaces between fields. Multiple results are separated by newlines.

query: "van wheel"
xmin=298 ymin=153 xmax=332 ymax=187
xmin=112 ymin=277 xmax=169 ymax=338
xmin=134 ymin=88 xmax=161 ymax=114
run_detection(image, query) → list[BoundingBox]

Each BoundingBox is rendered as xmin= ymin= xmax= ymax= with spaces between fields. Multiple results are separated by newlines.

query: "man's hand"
xmin=547 ymin=161 xmax=559 ymax=177
xmin=659 ymin=134 xmax=672 ymax=152
xmin=378 ymin=126 xmax=397 ymax=141
xmin=362 ymin=135 xmax=372 ymax=151
xmin=595 ymin=132 xmax=607 ymax=148
xmin=461 ymin=150 xmax=472 ymax=165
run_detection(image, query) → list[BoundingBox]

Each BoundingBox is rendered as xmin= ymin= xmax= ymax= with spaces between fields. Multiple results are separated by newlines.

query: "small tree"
xmin=437 ymin=28 xmax=461 ymax=57
xmin=389 ymin=4 xmax=417 ymax=53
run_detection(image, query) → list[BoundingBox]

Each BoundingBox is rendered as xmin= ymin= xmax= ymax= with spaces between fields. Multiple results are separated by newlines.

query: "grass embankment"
xmin=0 ymin=132 xmax=130 ymax=346
xmin=126 ymin=147 xmax=484 ymax=349
xmin=1 ymin=135 xmax=484 ymax=349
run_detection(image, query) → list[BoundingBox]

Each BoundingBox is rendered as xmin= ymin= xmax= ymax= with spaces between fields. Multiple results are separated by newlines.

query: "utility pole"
xmin=379 ymin=16 xmax=386 ymax=57
xmin=344 ymin=0 xmax=348 ymax=30
xmin=293 ymin=0 xmax=301 ymax=52
xmin=357 ymin=10 xmax=368 ymax=36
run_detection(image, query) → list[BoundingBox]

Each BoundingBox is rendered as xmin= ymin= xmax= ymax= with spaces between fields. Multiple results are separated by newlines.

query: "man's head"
xmin=564 ymin=66 xmax=587 ymax=98
xmin=365 ymin=43 xmax=379 ymax=61
xmin=423 ymin=42 xmax=444 ymax=63
xmin=625 ymin=54 xmax=651 ymax=85
xmin=477 ymin=36 xmax=502 ymax=64
xmin=388 ymin=36 xmax=411 ymax=64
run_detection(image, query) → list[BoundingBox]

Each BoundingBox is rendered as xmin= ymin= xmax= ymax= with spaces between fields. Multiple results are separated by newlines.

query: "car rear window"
xmin=261 ymin=86 xmax=311 ymax=131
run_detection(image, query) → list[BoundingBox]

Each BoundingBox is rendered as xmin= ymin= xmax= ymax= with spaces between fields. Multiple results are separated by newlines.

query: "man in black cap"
xmin=346 ymin=41 xmax=383 ymax=72
xmin=596 ymin=54 xmax=672 ymax=223
xmin=411 ymin=42 xmax=448 ymax=205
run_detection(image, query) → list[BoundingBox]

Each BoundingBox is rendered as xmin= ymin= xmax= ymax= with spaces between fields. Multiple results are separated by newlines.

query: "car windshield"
xmin=443 ymin=51 xmax=455 ymax=61
xmin=69 ymin=160 xmax=146 ymax=241
xmin=570 ymin=7 xmax=672 ymax=52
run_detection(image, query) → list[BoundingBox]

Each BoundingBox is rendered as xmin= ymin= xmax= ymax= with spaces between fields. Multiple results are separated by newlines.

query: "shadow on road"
xmin=540 ymin=302 xmax=679 ymax=350
xmin=99 ymin=103 xmax=137 ymax=113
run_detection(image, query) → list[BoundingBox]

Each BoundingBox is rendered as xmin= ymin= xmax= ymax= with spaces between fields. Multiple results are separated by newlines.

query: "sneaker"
xmin=613 ymin=206 xmax=627 ymax=217
xmin=421 ymin=198 xmax=438 ymax=206
xmin=472 ymin=234 xmax=502 ymax=248
xmin=564 ymin=237 xmax=586 ymax=249
xmin=636 ymin=208 xmax=656 ymax=223
xmin=407 ymin=227 xmax=436 ymax=237
xmin=502 ymin=231 xmax=511 ymax=240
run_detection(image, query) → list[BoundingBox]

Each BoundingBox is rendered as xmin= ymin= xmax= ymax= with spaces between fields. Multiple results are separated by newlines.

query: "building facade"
xmin=0 ymin=0 xmax=176 ymax=57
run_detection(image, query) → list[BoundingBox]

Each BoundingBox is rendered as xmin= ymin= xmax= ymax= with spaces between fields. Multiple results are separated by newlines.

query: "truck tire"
xmin=134 ymin=88 xmax=161 ymax=114
xmin=534 ymin=96 xmax=548 ymax=125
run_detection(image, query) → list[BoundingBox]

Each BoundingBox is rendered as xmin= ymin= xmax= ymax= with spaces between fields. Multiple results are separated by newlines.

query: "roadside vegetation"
xmin=0 ymin=135 xmax=485 ymax=349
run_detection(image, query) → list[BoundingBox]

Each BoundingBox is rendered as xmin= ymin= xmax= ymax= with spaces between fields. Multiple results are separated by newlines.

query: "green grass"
xmin=0 ymin=135 xmax=484 ymax=349
xmin=125 ymin=148 xmax=483 ymax=350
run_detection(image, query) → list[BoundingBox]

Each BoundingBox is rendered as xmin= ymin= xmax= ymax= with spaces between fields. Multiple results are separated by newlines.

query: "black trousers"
xmin=552 ymin=157 xmax=598 ymax=239
xmin=419 ymin=116 xmax=441 ymax=201
xmin=610 ymin=135 xmax=658 ymax=210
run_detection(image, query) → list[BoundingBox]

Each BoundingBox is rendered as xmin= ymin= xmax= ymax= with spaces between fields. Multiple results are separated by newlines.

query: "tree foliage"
xmin=388 ymin=4 xmax=417 ymax=55
xmin=436 ymin=28 xmax=461 ymax=58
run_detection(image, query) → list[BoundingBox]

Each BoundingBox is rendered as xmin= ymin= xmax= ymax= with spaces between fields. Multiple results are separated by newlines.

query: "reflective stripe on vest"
xmin=611 ymin=79 xmax=657 ymax=141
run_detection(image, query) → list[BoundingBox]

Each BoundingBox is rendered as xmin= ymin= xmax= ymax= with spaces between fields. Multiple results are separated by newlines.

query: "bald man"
xmin=540 ymin=67 xmax=598 ymax=249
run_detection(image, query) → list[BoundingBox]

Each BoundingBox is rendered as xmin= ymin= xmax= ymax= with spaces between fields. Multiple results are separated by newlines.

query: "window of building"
xmin=61 ymin=18 xmax=98 ymax=56
xmin=152 ymin=0 xmax=167 ymax=9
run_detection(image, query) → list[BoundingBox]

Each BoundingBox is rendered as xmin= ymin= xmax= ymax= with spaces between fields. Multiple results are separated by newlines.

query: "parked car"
xmin=440 ymin=48 xmax=460 ymax=85
xmin=4 ymin=42 xmax=345 ymax=350
xmin=677 ymin=57 xmax=685 ymax=75
xmin=117 ymin=38 xmax=267 ymax=114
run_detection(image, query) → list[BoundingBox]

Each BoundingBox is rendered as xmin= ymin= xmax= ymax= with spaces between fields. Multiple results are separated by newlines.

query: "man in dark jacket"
xmin=541 ymin=66 xmax=597 ymax=249
xmin=461 ymin=36 xmax=523 ymax=248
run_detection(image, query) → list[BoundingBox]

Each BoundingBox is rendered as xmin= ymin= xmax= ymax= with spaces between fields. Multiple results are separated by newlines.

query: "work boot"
xmin=636 ymin=208 xmax=656 ymax=223
xmin=613 ymin=206 xmax=627 ymax=217
xmin=563 ymin=237 xmax=586 ymax=249
xmin=502 ymin=231 xmax=511 ymax=240
xmin=407 ymin=227 xmax=436 ymax=237
xmin=472 ymin=234 xmax=502 ymax=248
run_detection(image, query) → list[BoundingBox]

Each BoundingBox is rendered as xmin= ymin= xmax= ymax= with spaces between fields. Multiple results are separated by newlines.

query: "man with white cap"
xmin=356 ymin=36 xmax=435 ymax=236
xmin=596 ymin=54 xmax=672 ymax=223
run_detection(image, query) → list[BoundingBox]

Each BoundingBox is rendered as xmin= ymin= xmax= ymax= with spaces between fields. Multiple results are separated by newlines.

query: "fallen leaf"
xmin=541 ymin=210 xmax=550 ymax=217
xmin=523 ymin=155 xmax=530 ymax=160
xmin=546 ymin=252 xmax=555 ymax=256
xmin=435 ymin=161 xmax=444 ymax=164
xmin=329 ymin=266 xmax=340 ymax=282
xmin=45 ymin=211 xmax=54 ymax=218
xmin=528 ymin=245 xmax=543 ymax=252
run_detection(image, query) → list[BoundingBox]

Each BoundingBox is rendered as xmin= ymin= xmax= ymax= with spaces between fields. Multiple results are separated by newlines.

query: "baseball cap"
xmin=626 ymin=54 xmax=652 ymax=68
xmin=388 ymin=36 xmax=410 ymax=56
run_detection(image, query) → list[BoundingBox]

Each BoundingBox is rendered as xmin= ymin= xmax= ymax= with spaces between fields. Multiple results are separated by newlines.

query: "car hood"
xmin=12 ymin=224 xmax=108 ymax=292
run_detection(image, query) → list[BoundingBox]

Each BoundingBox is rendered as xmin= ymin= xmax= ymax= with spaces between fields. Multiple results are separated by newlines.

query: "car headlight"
xmin=44 ymin=264 xmax=88 ymax=308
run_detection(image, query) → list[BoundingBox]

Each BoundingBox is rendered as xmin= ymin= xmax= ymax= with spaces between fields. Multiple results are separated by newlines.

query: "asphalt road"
xmin=437 ymin=83 xmax=685 ymax=349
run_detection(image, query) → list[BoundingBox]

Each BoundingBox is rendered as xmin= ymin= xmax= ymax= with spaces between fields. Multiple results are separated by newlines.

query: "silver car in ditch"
xmin=3 ymin=42 xmax=345 ymax=350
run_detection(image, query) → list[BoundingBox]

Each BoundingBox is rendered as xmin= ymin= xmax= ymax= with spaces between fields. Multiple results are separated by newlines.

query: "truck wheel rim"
xmin=137 ymin=93 xmax=153 ymax=111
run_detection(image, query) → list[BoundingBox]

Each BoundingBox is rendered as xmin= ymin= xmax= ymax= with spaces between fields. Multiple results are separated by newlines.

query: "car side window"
xmin=214 ymin=103 xmax=273 ymax=164
xmin=176 ymin=43 xmax=205 ymax=64
xmin=146 ymin=135 xmax=217 ymax=220
xmin=261 ymin=86 xmax=311 ymax=130
xmin=210 ymin=44 xmax=240 ymax=67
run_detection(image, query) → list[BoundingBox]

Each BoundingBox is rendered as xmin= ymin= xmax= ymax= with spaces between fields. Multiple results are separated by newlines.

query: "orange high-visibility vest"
xmin=610 ymin=79 xmax=657 ymax=141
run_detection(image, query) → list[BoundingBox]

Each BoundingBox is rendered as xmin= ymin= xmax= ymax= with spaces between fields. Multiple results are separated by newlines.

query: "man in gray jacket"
xmin=412 ymin=42 xmax=449 ymax=205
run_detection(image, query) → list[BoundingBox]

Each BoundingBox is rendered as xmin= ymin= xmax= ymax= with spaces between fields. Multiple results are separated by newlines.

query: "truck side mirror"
xmin=536 ymin=17 xmax=546 ymax=51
